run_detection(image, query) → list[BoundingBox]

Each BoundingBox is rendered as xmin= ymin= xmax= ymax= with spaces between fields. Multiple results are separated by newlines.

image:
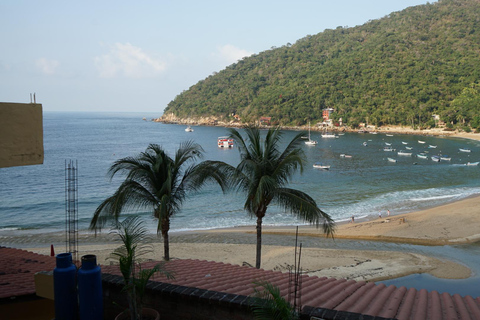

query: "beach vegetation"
xmin=90 ymin=142 xmax=228 ymax=261
xmin=109 ymin=216 xmax=174 ymax=320
xmin=224 ymin=126 xmax=335 ymax=268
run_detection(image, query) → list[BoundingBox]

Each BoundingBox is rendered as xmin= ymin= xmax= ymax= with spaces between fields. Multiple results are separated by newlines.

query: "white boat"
xmin=383 ymin=146 xmax=394 ymax=152
xmin=363 ymin=142 xmax=368 ymax=147
xmin=431 ymin=155 xmax=441 ymax=162
xmin=406 ymin=146 xmax=413 ymax=150
xmin=313 ymin=163 xmax=330 ymax=170
xmin=340 ymin=154 xmax=352 ymax=158
xmin=185 ymin=126 xmax=194 ymax=132
xmin=369 ymin=131 xmax=378 ymax=134
xmin=385 ymin=142 xmax=392 ymax=146
xmin=402 ymin=142 xmax=408 ymax=145
xmin=459 ymin=148 xmax=472 ymax=153
xmin=305 ymin=122 xmax=318 ymax=145
xmin=417 ymin=153 xmax=428 ymax=159
xmin=397 ymin=150 xmax=412 ymax=156
xmin=387 ymin=157 xmax=397 ymax=163
xmin=418 ymin=140 xmax=426 ymax=144
xmin=428 ymin=145 xmax=437 ymax=149
xmin=321 ymin=132 xmax=337 ymax=138
xmin=440 ymin=155 xmax=451 ymax=161
xmin=218 ymin=136 xmax=234 ymax=148
xmin=386 ymin=134 xmax=394 ymax=137
xmin=466 ymin=162 xmax=479 ymax=166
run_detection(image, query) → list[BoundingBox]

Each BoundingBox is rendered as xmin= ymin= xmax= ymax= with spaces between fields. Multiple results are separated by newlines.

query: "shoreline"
xmin=155 ymin=116 xmax=480 ymax=142
xmin=8 ymin=193 xmax=480 ymax=283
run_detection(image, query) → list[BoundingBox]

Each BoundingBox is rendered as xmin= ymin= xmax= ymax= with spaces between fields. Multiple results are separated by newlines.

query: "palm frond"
xmin=274 ymin=188 xmax=335 ymax=237
xmin=252 ymin=281 xmax=298 ymax=320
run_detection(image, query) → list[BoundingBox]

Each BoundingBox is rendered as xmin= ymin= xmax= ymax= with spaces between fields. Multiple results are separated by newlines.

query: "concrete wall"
xmin=0 ymin=102 xmax=44 ymax=168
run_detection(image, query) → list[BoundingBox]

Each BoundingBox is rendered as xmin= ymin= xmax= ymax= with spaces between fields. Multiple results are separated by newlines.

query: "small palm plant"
xmin=110 ymin=216 xmax=174 ymax=320
xmin=252 ymin=281 xmax=299 ymax=320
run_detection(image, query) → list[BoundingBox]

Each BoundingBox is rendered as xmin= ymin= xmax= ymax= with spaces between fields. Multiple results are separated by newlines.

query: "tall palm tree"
xmin=228 ymin=126 xmax=335 ymax=269
xmin=89 ymin=141 xmax=227 ymax=261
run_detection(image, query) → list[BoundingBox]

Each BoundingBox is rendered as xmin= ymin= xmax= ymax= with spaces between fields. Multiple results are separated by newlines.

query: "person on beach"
xmin=379 ymin=212 xmax=382 ymax=219
xmin=350 ymin=215 xmax=355 ymax=223
xmin=387 ymin=209 xmax=390 ymax=216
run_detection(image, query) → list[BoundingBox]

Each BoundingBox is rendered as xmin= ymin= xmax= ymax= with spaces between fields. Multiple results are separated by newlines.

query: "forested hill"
xmin=163 ymin=0 xmax=480 ymax=129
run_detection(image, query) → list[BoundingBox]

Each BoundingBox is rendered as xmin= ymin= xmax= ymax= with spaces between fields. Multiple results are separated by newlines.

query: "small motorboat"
xmin=321 ymin=132 xmax=337 ymax=138
xmin=459 ymin=148 xmax=472 ymax=153
xmin=218 ymin=137 xmax=234 ymax=148
xmin=466 ymin=162 xmax=479 ymax=166
xmin=185 ymin=126 xmax=194 ymax=132
xmin=383 ymin=146 xmax=394 ymax=152
xmin=417 ymin=153 xmax=428 ymax=159
xmin=402 ymin=142 xmax=408 ymax=145
xmin=387 ymin=157 xmax=397 ymax=163
xmin=406 ymin=146 xmax=413 ymax=150
xmin=431 ymin=155 xmax=441 ymax=162
xmin=428 ymin=145 xmax=437 ymax=149
xmin=440 ymin=155 xmax=451 ymax=161
xmin=418 ymin=140 xmax=426 ymax=144
xmin=397 ymin=150 xmax=412 ymax=156
xmin=313 ymin=163 xmax=330 ymax=170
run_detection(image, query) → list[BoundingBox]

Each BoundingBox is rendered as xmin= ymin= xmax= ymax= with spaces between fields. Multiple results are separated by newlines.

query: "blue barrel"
xmin=54 ymin=252 xmax=78 ymax=320
xmin=78 ymin=254 xmax=103 ymax=320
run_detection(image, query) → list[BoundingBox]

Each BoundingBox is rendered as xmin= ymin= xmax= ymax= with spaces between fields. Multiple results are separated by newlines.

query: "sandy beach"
xmin=13 ymin=193 xmax=480 ymax=283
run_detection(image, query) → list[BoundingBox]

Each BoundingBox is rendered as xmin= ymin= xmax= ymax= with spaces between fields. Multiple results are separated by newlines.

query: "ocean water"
xmin=1 ymin=112 xmax=480 ymax=235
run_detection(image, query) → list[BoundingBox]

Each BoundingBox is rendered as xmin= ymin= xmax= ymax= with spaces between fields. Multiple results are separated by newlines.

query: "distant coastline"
xmin=153 ymin=113 xmax=480 ymax=141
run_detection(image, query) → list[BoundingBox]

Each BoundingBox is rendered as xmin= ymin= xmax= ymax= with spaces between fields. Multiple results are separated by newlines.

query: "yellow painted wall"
xmin=0 ymin=102 xmax=44 ymax=168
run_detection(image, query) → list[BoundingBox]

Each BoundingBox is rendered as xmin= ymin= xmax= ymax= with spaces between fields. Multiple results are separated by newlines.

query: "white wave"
xmin=410 ymin=194 xmax=462 ymax=202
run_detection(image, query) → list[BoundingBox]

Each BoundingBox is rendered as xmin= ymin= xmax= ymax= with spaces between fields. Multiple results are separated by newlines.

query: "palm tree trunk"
xmin=255 ymin=215 xmax=263 ymax=269
xmin=161 ymin=217 xmax=170 ymax=261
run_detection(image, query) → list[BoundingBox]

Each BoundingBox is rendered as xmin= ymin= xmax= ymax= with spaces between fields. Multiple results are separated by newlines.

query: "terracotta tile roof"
xmin=2 ymin=247 xmax=480 ymax=319
xmin=104 ymin=259 xmax=480 ymax=320
xmin=0 ymin=247 xmax=56 ymax=299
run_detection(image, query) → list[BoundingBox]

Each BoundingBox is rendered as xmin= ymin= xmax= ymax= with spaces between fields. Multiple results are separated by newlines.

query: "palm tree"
xmin=227 ymin=126 xmax=335 ymax=268
xmin=89 ymin=141 xmax=227 ymax=261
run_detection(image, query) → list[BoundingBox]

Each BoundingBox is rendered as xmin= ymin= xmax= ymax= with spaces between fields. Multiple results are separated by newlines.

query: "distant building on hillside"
xmin=432 ymin=114 xmax=445 ymax=127
xmin=322 ymin=108 xmax=334 ymax=120
xmin=259 ymin=116 xmax=271 ymax=125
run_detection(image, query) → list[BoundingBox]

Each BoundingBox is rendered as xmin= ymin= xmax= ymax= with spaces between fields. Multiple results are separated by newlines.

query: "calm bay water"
xmin=1 ymin=112 xmax=480 ymax=234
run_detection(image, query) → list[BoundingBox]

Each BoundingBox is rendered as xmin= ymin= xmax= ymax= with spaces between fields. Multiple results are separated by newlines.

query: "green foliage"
xmin=163 ymin=0 xmax=480 ymax=129
xmin=252 ymin=281 xmax=298 ymax=320
xmin=109 ymin=216 xmax=174 ymax=320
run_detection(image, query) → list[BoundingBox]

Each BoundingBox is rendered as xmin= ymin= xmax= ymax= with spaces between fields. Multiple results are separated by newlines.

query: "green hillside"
xmin=163 ymin=0 xmax=480 ymax=130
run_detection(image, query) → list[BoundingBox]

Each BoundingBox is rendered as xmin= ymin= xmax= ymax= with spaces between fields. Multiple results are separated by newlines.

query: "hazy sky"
xmin=1 ymin=1 xmax=435 ymax=114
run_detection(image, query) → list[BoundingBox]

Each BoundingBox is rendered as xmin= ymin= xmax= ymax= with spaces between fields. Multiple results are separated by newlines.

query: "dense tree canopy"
xmin=163 ymin=0 xmax=480 ymax=129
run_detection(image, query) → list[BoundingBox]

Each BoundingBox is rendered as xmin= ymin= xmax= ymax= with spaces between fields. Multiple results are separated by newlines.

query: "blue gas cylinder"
xmin=78 ymin=254 xmax=103 ymax=320
xmin=53 ymin=252 xmax=78 ymax=320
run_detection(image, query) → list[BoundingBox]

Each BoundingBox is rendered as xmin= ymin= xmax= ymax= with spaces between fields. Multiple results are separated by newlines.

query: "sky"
xmin=1 ymin=1 xmax=435 ymax=114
